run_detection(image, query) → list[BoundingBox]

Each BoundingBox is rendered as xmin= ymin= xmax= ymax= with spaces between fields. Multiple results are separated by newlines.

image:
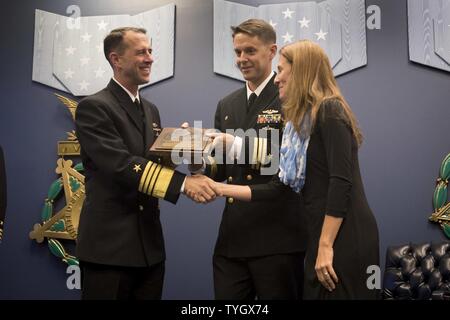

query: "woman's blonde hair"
xmin=280 ymin=40 xmax=363 ymax=146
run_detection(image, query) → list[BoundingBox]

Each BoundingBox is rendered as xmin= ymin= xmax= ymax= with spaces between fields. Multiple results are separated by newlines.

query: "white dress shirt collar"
xmin=246 ymin=71 xmax=275 ymax=100
xmin=112 ymin=77 xmax=140 ymax=103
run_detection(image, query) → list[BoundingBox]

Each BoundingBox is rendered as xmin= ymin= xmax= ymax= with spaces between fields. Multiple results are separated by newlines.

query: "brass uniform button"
xmin=246 ymin=175 xmax=253 ymax=181
xmin=228 ymin=176 xmax=233 ymax=183
xmin=227 ymin=197 xmax=234 ymax=204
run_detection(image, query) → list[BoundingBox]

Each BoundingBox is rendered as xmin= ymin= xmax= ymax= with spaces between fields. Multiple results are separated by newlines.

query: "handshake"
xmin=181 ymin=127 xmax=234 ymax=203
xmin=173 ymin=123 xmax=238 ymax=204
xmin=183 ymin=174 xmax=223 ymax=204
xmin=159 ymin=123 xmax=245 ymax=203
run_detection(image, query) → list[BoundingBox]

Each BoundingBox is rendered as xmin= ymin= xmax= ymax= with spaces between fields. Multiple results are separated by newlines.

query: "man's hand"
xmin=184 ymin=174 xmax=220 ymax=203
xmin=180 ymin=122 xmax=189 ymax=129
xmin=206 ymin=132 xmax=236 ymax=156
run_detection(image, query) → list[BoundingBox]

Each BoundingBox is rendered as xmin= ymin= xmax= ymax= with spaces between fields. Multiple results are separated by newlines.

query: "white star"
xmin=64 ymin=68 xmax=74 ymax=79
xmin=65 ymin=46 xmax=76 ymax=55
xmin=97 ymin=20 xmax=108 ymax=31
xmin=282 ymin=32 xmax=294 ymax=43
xmin=94 ymin=67 xmax=105 ymax=78
xmin=298 ymin=17 xmax=311 ymax=28
xmin=315 ymin=29 xmax=328 ymax=41
xmin=81 ymin=32 xmax=92 ymax=43
xmin=96 ymin=44 xmax=103 ymax=53
xmin=282 ymin=8 xmax=295 ymax=19
xmin=80 ymin=57 xmax=90 ymax=66
xmin=269 ymin=20 xmax=277 ymax=28
xmin=79 ymin=80 xmax=90 ymax=91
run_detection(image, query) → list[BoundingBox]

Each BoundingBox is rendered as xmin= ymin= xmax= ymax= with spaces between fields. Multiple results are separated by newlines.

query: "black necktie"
xmin=134 ymin=99 xmax=147 ymax=150
xmin=134 ymin=99 xmax=146 ymax=133
xmin=247 ymin=92 xmax=257 ymax=113
xmin=134 ymin=99 xmax=146 ymax=122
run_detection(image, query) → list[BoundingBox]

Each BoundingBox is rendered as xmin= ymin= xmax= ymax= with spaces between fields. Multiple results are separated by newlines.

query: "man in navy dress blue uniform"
xmin=75 ymin=27 xmax=217 ymax=300
xmin=205 ymin=19 xmax=307 ymax=300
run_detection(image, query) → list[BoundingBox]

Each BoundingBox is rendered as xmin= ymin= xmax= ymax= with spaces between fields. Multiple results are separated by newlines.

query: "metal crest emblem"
xmin=29 ymin=94 xmax=85 ymax=265
xmin=429 ymin=153 xmax=450 ymax=238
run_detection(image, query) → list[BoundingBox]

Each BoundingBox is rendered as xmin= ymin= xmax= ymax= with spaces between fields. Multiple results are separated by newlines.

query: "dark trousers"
xmin=213 ymin=252 xmax=305 ymax=300
xmin=80 ymin=261 xmax=165 ymax=300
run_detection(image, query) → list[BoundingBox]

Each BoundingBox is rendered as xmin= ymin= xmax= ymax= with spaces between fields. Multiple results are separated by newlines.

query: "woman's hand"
xmin=212 ymin=181 xmax=225 ymax=197
xmin=315 ymin=243 xmax=339 ymax=292
xmin=215 ymin=182 xmax=252 ymax=202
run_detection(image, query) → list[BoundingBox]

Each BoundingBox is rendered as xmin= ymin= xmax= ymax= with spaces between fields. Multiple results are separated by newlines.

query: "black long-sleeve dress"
xmin=251 ymin=99 xmax=380 ymax=299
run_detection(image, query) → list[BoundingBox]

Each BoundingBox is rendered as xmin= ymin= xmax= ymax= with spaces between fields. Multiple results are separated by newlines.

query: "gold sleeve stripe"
xmin=152 ymin=167 xmax=175 ymax=199
xmin=255 ymin=137 xmax=263 ymax=169
xmin=258 ymin=137 xmax=264 ymax=163
xmin=138 ymin=162 xmax=153 ymax=192
xmin=252 ymin=137 xmax=259 ymax=170
xmin=146 ymin=164 xmax=162 ymax=196
xmin=261 ymin=138 xmax=268 ymax=165
xmin=207 ymin=156 xmax=217 ymax=179
xmin=141 ymin=162 xmax=158 ymax=194
xmin=142 ymin=163 xmax=159 ymax=195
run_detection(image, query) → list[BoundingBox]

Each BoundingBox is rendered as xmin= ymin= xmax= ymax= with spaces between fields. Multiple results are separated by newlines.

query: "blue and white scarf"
xmin=278 ymin=120 xmax=310 ymax=193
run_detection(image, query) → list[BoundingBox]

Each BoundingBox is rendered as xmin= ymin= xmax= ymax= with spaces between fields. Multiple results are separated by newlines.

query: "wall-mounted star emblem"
xmin=298 ymin=17 xmax=311 ymax=28
xmin=81 ymin=32 xmax=92 ymax=43
xmin=78 ymin=80 xmax=90 ymax=91
xmin=65 ymin=46 xmax=76 ymax=56
xmin=282 ymin=8 xmax=295 ymax=19
xmin=94 ymin=67 xmax=105 ymax=78
xmin=282 ymin=32 xmax=294 ymax=43
xmin=97 ymin=20 xmax=108 ymax=31
xmin=64 ymin=68 xmax=75 ymax=79
xmin=315 ymin=29 xmax=328 ymax=41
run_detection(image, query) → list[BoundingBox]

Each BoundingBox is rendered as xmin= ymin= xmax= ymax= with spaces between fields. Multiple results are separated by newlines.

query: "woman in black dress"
xmin=216 ymin=40 xmax=380 ymax=299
